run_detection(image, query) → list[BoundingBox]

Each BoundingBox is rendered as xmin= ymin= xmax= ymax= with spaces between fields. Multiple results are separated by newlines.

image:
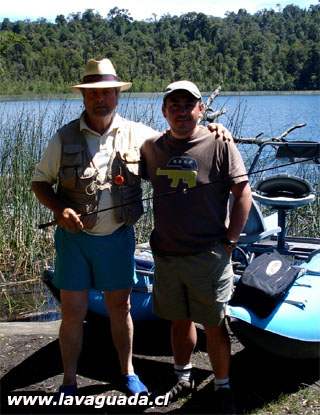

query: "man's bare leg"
xmin=59 ymin=289 xmax=89 ymax=386
xmin=104 ymin=288 xmax=134 ymax=375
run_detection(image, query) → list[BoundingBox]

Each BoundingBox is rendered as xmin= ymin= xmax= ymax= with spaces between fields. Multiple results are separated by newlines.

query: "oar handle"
xmin=38 ymin=220 xmax=57 ymax=229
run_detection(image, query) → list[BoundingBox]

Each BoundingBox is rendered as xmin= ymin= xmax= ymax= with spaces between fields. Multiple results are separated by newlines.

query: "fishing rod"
xmin=38 ymin=156 xmax=317 ymax=230
xmin=38 ymin=189 xmax=178 ymax=229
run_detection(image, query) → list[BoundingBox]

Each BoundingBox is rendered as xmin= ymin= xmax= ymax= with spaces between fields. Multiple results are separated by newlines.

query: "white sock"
xmin=174 ymin=363 xmax=192 ymax=382
xmin=214 ymin=377 xmax=230 ymax=391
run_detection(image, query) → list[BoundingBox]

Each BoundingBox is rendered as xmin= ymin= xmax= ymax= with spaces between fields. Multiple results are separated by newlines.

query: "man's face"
xmin=83 ymin=87 xmax=119 ymax=119
xmin=162 ymin=90 xmax=204 ymax=139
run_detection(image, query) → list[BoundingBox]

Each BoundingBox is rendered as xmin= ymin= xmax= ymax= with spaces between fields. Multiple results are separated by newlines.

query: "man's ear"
xmin=199 ymin=102 xmax=205 ymax=114
xmin=161 ymin=103 xmax=167 ymax=118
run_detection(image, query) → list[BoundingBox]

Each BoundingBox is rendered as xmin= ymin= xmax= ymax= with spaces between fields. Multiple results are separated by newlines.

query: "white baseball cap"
xmin=163 ymin=80 xmax=202 ymax=101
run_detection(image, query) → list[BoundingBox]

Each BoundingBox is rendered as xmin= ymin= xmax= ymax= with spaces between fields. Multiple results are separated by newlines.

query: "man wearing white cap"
xmin=141 ymin=80 xmax=252 ymax=413
xmin=32 ymin=59 xmax=232 ymax=399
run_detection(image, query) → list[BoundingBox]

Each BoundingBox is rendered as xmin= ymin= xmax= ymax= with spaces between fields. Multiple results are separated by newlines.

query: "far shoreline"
xmin=0 ymin=90 xmax=320 ymax=102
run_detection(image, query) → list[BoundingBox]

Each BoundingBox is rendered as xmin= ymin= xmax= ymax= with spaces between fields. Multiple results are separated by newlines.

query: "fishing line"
xmin=38 ymin=156 xmax=317 ymax=229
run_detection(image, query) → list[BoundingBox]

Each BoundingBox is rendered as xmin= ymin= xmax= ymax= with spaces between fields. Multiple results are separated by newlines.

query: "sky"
xmin=0 ymin=0 xmax=318 ymax=23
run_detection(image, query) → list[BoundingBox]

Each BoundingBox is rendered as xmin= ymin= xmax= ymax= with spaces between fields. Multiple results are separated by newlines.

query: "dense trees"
xmin=0 ymin=4 xmax=319 ymax=94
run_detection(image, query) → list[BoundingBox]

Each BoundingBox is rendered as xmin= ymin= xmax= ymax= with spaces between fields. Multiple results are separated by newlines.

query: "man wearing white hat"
xmin=32 ymin=59 xmax=232 ymax=399
xmin=32 ymin=58 xmax=157 ymax=398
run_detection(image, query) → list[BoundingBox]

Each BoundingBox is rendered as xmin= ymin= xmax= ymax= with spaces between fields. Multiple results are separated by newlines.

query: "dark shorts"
xmin=152 ymin=245 xmax=233 ymax=326
xmin=53 ymin=225 xmax=137 ymax=291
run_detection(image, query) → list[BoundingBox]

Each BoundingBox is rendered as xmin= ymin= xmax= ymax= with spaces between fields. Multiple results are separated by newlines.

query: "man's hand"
xmin=55 ymin=208 xmax=84 ymax=233
xmin=221 ymin=243 xmax=233 ymax=258
xmin=207 ymin=123 xmax=233 ymax=141
xmin=31 ymin=182 xmax=84 ymax=233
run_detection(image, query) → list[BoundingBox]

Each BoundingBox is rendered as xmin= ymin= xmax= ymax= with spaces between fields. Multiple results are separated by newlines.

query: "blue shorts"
xmin=53 ymin=225 xmax=137 ymax=291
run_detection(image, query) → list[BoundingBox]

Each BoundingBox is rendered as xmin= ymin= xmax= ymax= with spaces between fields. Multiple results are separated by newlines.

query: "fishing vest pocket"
xmin=59 ymin=166 xmax=77 ymax=189
xmin=112 ymin=149 xmax=143 ymax=226
xmin=58 ymin=166 xmax=99 ymax=229
xmin=57 ymin=120 xmax=101 ymax=230
xmin=113 ymin=186 xmax=143 ymax=227
xmin=59 ymin=143 xmax=87 ymax=190
xmin=59 ymin=166 xmax=97 ymax=193
xmin=61 ymin=144 xmax=84 ymax=166
xmin=117 ymin=149 xmax=140 ymax=186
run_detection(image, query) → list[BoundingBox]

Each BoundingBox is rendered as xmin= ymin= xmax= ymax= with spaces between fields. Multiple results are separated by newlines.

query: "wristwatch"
xmin=221 ymin=237 xmax=237 ymax=249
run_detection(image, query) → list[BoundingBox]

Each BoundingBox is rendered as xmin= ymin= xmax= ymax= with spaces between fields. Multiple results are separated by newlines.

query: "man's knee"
xmin=60 ymin=289 xmax=89 ymax=323
xmin=172 ymin=318 xmax=194 ymax=331
xmin=104 ymin=289 xmax=131 ymax=316
xmin=204 ymin=324 xmax=229 ymax=341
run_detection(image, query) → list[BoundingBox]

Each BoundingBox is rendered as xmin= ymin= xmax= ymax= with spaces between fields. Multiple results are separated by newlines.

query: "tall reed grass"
xmin=0 ymin=101 xmax=83 ymax=318
xmin=1 ymin=103 xmax=60 ymax=281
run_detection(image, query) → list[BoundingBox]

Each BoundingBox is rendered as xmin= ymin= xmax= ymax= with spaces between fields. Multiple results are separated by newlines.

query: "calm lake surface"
xmin=0 ymin=94 xmax=319 ymax=140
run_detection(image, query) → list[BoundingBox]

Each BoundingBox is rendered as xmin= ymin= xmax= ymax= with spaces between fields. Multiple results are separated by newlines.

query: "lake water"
xmin=1 ymin=93 xmax=319 ymax=141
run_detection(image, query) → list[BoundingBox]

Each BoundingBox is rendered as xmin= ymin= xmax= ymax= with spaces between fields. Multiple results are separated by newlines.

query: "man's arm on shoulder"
xmin=207 ymin=123 xmax=233 ymax=141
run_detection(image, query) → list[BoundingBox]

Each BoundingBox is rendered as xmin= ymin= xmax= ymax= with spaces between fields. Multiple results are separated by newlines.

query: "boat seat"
xmin=252 ymin=174 xmax=316 ymax=210
xmin=252 ymin=173 xmax=316 ymax=248
xmin=229 ymin=196 xmax=281 ymax=244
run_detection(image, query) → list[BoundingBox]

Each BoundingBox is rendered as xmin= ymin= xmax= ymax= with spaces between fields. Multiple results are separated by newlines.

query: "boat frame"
xmin=235 ymin=140 xmax=320 ymax=261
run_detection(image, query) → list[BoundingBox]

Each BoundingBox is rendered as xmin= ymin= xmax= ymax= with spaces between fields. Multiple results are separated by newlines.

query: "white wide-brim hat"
xmin=70 ymin=58 xmax=132 ymax=93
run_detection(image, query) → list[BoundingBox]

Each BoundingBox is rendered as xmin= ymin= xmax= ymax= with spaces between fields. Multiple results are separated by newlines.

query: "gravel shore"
xmin=1 ymin=318 xmax=319 ymax=414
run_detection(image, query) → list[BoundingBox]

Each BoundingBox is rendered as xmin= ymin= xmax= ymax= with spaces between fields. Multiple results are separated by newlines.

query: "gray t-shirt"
xmin=141 ymin=126 xmax=248 ymax=255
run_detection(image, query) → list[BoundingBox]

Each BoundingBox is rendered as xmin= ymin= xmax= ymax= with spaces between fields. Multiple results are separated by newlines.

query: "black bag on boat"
xmin=229 ymin=251 xmax=300 ymax=318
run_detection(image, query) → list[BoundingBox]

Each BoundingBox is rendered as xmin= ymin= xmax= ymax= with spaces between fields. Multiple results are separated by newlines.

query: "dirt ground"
xmin=0 ymin=317 xmax=319 ymax=415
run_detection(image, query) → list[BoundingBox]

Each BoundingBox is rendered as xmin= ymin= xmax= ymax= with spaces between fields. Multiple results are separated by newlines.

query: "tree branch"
xmin=233 ymin=123 xmax=307 ymax=145
xmin=203 ymin=109 xmax=227 ymax=122
xmin=199 ymin=84 xmax=307 ymax=145
xmin=198 ymin=83 xmax=225 ymax=124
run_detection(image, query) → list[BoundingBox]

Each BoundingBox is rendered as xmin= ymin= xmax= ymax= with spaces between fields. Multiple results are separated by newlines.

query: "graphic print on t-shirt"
xmin=156 ymin=156 xmax=198 ymax=188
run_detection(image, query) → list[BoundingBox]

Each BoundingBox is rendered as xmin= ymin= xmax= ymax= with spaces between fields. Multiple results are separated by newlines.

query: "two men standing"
xmin=32 ymin=58 xmax=251 ymax=414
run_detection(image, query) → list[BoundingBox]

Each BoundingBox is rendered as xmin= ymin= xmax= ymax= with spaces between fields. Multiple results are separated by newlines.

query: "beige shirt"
xmin=33 ymin=113 xmax=157 ymax=235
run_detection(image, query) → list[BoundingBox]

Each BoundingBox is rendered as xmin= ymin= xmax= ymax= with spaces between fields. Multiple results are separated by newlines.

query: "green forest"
xmin=0 ymin=4 xmax=319 ymax=94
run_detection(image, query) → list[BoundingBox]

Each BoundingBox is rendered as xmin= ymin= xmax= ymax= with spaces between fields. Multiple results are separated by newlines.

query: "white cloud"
xmin=0 ymin=0 xmax=317 ymax=22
